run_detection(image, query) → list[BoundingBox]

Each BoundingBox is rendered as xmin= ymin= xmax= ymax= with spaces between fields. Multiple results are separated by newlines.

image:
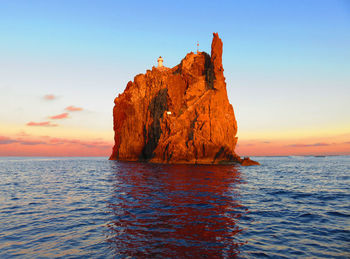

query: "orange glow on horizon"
xmin=0 ymin=135 xmax=113 ymax=157
xmin=236 ymin=135 xmax=350 ymax=156
xmin=1 ymin=131 xmax=349 ymax=157
xmin=1 ymin=122 xmax=349 ymax=157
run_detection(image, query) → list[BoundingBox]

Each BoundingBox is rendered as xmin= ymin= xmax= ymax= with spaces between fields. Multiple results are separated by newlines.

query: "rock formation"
xmin=110 ymin=33 xmax=259 ymax=166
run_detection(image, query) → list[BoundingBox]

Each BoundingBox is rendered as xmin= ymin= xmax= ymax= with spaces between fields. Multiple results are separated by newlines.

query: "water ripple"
xmin=0 ymin=156 xmax=349 ymax=258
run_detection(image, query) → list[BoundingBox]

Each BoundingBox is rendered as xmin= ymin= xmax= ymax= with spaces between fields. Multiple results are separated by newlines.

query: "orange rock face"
xmin=110 ymin=33 xmax=259 ymax=165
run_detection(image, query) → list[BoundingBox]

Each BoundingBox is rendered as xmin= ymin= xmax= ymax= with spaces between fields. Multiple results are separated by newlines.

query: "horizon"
xmin=1 ymin=0 xmax=349 ymax=157
xmin=1 ymin=155 xmax=349 ymax=158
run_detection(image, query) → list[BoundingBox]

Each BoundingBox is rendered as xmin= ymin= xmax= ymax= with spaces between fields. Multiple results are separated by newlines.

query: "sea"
xmin=0 ymin=156 xmax=349 ymax=258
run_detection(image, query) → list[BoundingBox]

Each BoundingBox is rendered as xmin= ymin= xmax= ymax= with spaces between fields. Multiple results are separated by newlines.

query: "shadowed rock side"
xmin=110 ymin=33 xmax=259 ymax=166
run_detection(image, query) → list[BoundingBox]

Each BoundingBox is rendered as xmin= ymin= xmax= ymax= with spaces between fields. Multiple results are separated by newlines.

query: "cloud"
xmin=287 ymin=142 xmax=330 ymax=148
xmin=0 ymin=135 xmax=112 ymax=149
xmin=26 ymin=121 xmax=58 ymax=127
xmin=0 ymin=136 xmax=18 ymax=145
xmin=49 ymin=113 xmax=69 ymax=120
xmin=65 ymin=106 xmax=83 ymax=112
xmin=43 ymin=94 xmax=56 ymax=100
xmin=313 ymin=143 xmax=330 ymax=147
xmin=1 ymin=136 xmax=50 ymax=146
xmin=19 ymin=140 xmax=46 ymax=145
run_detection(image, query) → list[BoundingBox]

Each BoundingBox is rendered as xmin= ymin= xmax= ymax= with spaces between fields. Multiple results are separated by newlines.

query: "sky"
xmin=0 ymin=0 xmax=349 ymax=156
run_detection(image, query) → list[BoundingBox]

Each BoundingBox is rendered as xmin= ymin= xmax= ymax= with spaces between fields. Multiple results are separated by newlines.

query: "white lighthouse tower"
xmin=157 ymin=56 xmax=164 ymax=68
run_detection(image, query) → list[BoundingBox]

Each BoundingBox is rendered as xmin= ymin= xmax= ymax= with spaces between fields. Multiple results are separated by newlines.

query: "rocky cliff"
xmin=110 ymin=33 xmax=259 ymax=166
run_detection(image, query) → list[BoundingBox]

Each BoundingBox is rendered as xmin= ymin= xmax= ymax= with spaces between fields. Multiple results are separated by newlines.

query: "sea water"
xmin=0 ymin=156 xmax=349 ymax=258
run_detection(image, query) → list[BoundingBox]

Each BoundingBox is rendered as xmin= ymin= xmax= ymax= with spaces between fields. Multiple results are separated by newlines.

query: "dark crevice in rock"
xmin=194 ymin=145 xmax=198 ymax=161
xmin=213 ymin=146 xmax=225 ymax=162
xmin=188 ymin=111 xmax=199 ymax=142
xmin=168 ymin=151 xmax=173 ymax=162
xmin=140 ymin=88 xmax=168 ymax=160
xmin=164 ymin=142 xmax=170 ymax=161
xmin=209 ymin=102 xmax=212 ymax=141
xmin=143 ymin=125 xmax=147 ymax=144
xmin=204 ymin=53 xmax=215 ymax=90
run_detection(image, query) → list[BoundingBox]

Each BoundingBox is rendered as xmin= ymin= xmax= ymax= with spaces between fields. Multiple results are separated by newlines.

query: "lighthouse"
xmin=157 ymin=56 xmax=163 ymax=68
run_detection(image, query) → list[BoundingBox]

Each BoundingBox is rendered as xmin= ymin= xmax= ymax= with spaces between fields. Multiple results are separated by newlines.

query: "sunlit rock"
xmin=110 ymin=33 xmax=259 ymax=166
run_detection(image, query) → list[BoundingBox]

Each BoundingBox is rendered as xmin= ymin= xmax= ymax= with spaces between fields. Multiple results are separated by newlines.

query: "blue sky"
xmin=0 ymin=0 xmax=349 ymax=155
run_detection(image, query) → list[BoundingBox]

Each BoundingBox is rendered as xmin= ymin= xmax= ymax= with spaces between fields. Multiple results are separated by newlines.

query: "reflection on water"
xmin=106 ymin=162 xmax=247 ymax=257
xmin=0 ymin=157 xmax=348 ymax=257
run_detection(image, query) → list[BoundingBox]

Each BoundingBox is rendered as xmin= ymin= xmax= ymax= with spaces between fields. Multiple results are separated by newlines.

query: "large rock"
xmin=110 ymin=33 xmax=259 ymax=166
